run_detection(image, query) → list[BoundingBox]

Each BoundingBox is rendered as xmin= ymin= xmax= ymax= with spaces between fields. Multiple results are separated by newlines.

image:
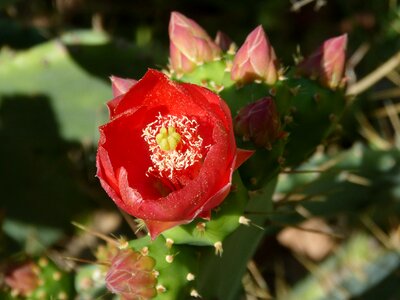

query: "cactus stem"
xmin=52 ymin=271 xmax=62 ymax=281
xmin=165 ymin=254 xmax=175 ymax=263
xmin=186 ymin=273 xmax=196 ymax=281
xmin=239 ymin=216 xmax=251 ymax=226
xmin=165 ymin=238 xmax=174 ymax=249
xmin=214 ymin=241 xmax=223 ymax=256
xmin=190 ymin=289 xmax=202 ymax=298
xmin=156 ymin=284 xmax=167 ymax=293
xmin=141 ymin=246 xmax=149 ymax=256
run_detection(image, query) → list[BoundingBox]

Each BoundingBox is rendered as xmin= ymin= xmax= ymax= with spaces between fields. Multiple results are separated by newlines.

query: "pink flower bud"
xmin=5 ymin=261 xmax=39 ymax=297
xmin=169 ymin=12 xmax=221 ymax=74
xmin=297 ymin=34 xmax=347 ymax=89
xmin=231 ymin=26 xmax=279 ymax=85
xmin=234 ymin=97 xmax=281 ymax=149
xmin=106 ymin=249 xmax=157 ymax=300
xmin=215 ymin=31 xmax=233 ymax=52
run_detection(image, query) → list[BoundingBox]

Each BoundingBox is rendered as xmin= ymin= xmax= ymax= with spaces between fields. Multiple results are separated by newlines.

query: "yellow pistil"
xmin=155 ymin=126 xmax=181 ymax=151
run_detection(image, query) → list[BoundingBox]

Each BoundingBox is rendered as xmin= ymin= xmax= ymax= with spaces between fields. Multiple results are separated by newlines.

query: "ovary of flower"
xmin=142 ymin=114 xmax=205 ymax=179
xmin=155 ymin=126 xmax=181 ymax=151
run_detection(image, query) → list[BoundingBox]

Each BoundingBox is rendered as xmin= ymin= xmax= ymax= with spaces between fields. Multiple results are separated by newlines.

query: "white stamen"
xmin=142 ymin=114 xmax=206 ymax=179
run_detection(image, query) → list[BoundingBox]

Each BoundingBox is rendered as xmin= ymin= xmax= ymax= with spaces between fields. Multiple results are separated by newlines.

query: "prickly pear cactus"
xmin=90 ymin=11 xmax=350 ymax=300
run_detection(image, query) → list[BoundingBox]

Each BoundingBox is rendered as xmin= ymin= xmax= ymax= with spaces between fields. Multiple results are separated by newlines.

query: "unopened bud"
xmin=105 ymin=250 xmax=157 ymax=299
xmin=169 ymin=11 xmax=221 ymax=74
xmin=297 ymin=34 xmax=347 ymax=89
xmin=215 ymin=31 xmax=234 ymax=52
xmin=5 ymin=261 xmax=39 ymax=297
xmin=234 ymin=97 xmax=282 ymax=149
xmin=231 ymin=26 xmax=279 ymax=85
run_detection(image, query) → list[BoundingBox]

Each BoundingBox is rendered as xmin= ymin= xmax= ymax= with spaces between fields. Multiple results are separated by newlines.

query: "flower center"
xmin=155 ymin=126 xmax=181 ymax=151
xmin=142 ymin=114 xmax=205 ymax=180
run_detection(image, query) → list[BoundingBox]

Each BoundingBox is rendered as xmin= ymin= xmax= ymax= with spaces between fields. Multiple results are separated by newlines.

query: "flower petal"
xmin=234 ymin=148 xmax=254 ymax=169
xmin=110 ymin=76 xmax=137 ymax=97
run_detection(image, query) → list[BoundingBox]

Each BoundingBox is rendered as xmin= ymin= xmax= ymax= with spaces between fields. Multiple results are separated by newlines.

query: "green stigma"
xmin=155 ymin=126 xmax=181 ymax=151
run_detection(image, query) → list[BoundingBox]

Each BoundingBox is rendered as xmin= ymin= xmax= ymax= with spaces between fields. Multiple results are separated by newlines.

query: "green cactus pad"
xmin=161 ymin=172 xmax=248 ymax=246
xmin=128 ymin=236 xmax=199 ymax=300
xmin=30 ymin=257 xmax=74 ymax=300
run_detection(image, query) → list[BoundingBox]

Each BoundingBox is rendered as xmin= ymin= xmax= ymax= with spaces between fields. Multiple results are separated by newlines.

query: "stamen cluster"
xmin=142 ymin=113 xmax=204 ymax=179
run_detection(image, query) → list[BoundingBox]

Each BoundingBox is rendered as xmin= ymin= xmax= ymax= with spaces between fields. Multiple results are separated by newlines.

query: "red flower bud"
xmin=105 ymin=250 xmax=157 ymax=300
xmin=169 ymin=12 xmax=221 ymax=74
xmin=97 ymin=69 xmax=252 ymax=238
xmin=234 ymin=97 xmax=281 ymax=149
xmin=297 ymin=34 xmax=347 ymax=89
xmin=5 ymin=261 xmax=39 ymax=297
xmin=231 ymin=26 xmax=279 ymax=85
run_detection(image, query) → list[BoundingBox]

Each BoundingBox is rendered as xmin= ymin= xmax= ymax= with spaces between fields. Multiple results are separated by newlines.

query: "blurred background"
xmin=1 ymin=0 xmax=400 ymax=299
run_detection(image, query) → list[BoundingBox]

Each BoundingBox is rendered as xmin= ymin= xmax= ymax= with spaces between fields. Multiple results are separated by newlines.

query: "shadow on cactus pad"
xmin=0 ymin=94 xmax=101 ymax=252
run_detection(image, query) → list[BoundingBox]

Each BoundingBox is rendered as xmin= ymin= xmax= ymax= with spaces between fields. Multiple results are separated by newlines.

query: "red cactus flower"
xmin=97 ymin=69 xmax=252 ymax=238
xmin=234 ymin=97 xmax=282 ymax=149
xmin=297 ymin=34 xmax=347 ymax=89
xmin=105 ymin=249 xmax=157 ymax=300
xmin=231 ymin=25 xmax=279 ymax=85
xmin=5 ymin=261 xmax=39 ymax=297
xmin=169 ymin=11 xmax=221 ymax=74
